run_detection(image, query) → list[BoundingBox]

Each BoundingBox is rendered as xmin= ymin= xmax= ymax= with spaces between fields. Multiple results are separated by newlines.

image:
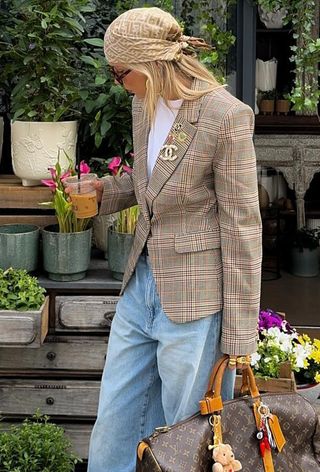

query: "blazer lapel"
xmin=146 ymin=83 xmax=204 ymax=212
xmin=133 ymin=79 xmax=205 ymax=218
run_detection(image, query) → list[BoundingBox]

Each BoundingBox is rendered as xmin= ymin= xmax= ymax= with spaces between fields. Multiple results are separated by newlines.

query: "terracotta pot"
xmin=259 ymin=99 xmax=274 ymax=115
xmin=275 ymin=99 xmax=291 ymax=115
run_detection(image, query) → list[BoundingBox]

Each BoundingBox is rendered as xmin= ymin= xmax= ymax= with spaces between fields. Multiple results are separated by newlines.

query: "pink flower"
xmin=60 ymin=170 xmax=72 ymax=182
xmin=122 ymin=165 xmax=133 ymax=175
xmin=79 ymin=160 xmax=90 ymax=174
xmin=108 ymin=156 xmax=122 ymax=176
xmin=48 ymin=167 xmax=57 ymax=180
xmin=41 ymin=179 xmax=57 ymax=190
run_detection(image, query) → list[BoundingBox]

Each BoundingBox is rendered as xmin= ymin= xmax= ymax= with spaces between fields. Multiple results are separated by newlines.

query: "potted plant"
xmin=236 ymin=308 xmax=307 ymax=394
xmin=294 ymin=334 xmax=320 ymax=402
xmin=0 ymin=0 xmax=94 ymax=185
xmin=0 ymin=223 xmax=39 ymax=271
xmin=94 ymin=154 xmax=139 ymax=280
xmin=259 ymin=89 xmax=276 ymax=115
xmin=0 ymin=411 xmax=80 ymax=471
xmin=275 ymin=91 xmax=291 ymax=115
xmin=256 ymin=0 xmax=287 ymax=29
xmin=254 ymin=0 xmax=320 ymax=115
xmin=0 ymin=268 xmax=48 ymax=347
xmin=41 ymin=153 xmax=93 ymax=281
xmin=89 ymin=154 xmax=135 ymax=258
xmin=289 ymin=226 xmax=320 ymax=277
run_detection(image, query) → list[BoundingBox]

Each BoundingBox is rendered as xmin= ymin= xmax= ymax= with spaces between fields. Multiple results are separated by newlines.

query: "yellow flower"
xmin=310 ymin=349 xmax=320 ymax=364
xmin=314 ymin=372 xmax=320 ymax=384
xmin=313 ymin=339 xmax=320 ymax=349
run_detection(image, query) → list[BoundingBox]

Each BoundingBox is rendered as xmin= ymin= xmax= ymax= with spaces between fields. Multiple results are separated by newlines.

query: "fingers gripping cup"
xmin=65 ymin=174 xmax=98 ymax=219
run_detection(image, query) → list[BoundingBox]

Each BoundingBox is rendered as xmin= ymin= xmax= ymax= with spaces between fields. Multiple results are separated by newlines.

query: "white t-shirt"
xmin=147 ymin=97 xmax=183 ymax=179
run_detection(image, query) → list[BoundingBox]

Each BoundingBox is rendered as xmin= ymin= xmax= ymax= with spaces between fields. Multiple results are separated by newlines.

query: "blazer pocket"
xmin=174 ymin=231 xmax=221 ymax=253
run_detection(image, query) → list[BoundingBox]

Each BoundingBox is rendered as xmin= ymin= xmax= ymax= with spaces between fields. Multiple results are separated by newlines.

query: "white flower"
xmin=251 ymin=352 xmax=261 ymax=366
xmin=293 ymin=343 xmax=312 ymax=368
xmin=264 ymin=357 xmax=271 ymax=363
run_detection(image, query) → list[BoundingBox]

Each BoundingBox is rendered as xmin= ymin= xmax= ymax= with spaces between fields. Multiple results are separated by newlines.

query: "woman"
xmin=88 ymin=7 xmax=262 ymax=472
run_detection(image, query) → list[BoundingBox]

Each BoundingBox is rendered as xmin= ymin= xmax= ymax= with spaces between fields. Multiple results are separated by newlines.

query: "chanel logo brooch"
xmin=160 ymin=144 xmax=178 ymax=161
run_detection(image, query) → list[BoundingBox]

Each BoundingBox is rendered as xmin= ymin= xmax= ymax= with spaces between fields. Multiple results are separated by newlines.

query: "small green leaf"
xmin=84 ymin=38 xmax=104 ymax=47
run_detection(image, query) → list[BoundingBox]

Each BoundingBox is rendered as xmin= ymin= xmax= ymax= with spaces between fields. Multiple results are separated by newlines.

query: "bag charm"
xmin=208 ymin=415 xmax=242 ymax=472
xmin=255 ymin=402 xmax=286 ymax=457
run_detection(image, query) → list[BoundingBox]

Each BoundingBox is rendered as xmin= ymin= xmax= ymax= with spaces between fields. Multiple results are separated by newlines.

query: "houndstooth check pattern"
xmin=100 ymin=80 xmax=262 ymax=356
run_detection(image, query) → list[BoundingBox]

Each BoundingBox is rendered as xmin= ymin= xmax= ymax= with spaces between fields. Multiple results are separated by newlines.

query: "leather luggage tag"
xmin=268 ymin=414 xmax=286 ymax=452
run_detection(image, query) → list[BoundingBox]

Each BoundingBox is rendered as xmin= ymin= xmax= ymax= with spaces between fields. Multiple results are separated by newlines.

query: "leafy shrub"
xmin=0 ymin=412 xmax=80 ymax=472
xmin=0 ymin=268 xmax=45 ymax=311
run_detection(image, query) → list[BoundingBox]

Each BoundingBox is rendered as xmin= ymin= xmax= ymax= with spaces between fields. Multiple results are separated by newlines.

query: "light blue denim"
xmin=88 ymin=254 xmax=234 ymax=472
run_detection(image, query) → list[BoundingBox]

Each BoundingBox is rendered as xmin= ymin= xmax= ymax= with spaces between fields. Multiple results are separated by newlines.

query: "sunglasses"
xmin=108 ymin=66 xmax=131 ymax=85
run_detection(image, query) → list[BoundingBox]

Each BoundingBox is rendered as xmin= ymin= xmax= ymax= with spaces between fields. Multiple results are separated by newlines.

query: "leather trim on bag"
xmin=199 ymin=395 xmax=223 ymax=414
xmin=137 ymin=441 xmax=149 ymax=461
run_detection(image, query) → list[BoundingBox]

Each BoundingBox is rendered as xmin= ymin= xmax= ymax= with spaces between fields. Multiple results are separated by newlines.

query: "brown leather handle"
xmin=199 ymin=356 xmax=260 ymax=415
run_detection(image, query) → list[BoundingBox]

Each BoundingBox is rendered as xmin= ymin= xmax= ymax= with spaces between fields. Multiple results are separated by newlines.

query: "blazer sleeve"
xmin=213 ymin=103 xmax=262 ymax=356
xmin=99 ymin=173 xmax=137 ymax=215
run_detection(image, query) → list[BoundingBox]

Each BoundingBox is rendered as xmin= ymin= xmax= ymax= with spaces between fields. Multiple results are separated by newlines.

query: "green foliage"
xmin=40 ymin=151 xmax=92 ymax=233
xmin=290 ymin=226 xmax=320 ymax=252
xmin=0 ymin=268 xmax=45 ymax=311
xmin=181 ymin=0 xmax=236 ymax=81
xmin=78 ymin=2 xmax=133 ymax=156
xmin=0 ymin=411 xmax=80 ymax=471
xmin=115 ymin=206 xmax=140 ymax=234
xmin=261 ymin=89 xmax=276 ymax=100
xmin=0 ymin=0 xmax=95 ymax=121
xmin=255 ymin=0 xmax=320 ymax=113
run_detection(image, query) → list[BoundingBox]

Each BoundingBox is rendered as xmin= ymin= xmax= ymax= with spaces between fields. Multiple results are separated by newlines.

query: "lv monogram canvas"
xmin=136 ymin=392 xmax=320 ymax=472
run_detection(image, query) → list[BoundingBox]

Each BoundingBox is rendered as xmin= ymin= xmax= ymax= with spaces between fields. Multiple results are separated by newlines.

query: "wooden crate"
xmin=55 ymin=295 xmax=119 ymax=332
xmin=235 ymin=363 xmax=296 ymax=394
xmin=0 ymin=297 xmax=49 ymax=348
xmin=0 ymin=379 xmax=100 ymax=418
xmin=0 ymin=175 xmax=53 ymax=209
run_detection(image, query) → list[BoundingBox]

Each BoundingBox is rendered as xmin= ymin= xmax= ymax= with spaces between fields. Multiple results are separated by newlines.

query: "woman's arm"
xmin=213 ymin=103 xmax=262 ymax=356
xmin=97 ymin=173 xmax=137 ymax=215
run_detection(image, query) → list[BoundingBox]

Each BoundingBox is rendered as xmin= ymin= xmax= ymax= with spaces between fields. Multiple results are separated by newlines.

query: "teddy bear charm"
xmin=208 ymin=415 xmax=242 ymax=472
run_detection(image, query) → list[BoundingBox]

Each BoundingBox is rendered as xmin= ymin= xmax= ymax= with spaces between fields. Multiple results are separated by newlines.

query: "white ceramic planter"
xmin=11 ymin=120 xmax=77 ymax=186
xmin=258 ymin=6 xmax=287 ymax=29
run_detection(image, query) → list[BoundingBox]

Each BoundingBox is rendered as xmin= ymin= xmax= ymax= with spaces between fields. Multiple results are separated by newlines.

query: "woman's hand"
xmin=94 ymin=179 xmax=104 ymax=203
xmin=228 ymin=355 xmax=251 ymax=370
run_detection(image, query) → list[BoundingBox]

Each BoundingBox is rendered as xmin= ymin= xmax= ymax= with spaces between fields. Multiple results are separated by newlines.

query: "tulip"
xmin=41 ymin=179 xmax=57 ymax=190
xmin=122 ymin=165 xmax=133 ymax=175
xmin=79 ymin=160 xmax=90 ymax=174
xmin=108 ymin=156 xmax=122 ymax=176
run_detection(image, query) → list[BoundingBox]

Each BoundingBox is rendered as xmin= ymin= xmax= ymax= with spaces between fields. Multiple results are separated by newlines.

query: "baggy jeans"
xmin=88 ymin=254 xmax=234 ymax=472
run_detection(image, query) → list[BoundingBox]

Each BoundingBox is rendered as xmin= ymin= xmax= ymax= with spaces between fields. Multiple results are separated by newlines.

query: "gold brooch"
xmin=160 ymin=144 xmax=178 ymax=161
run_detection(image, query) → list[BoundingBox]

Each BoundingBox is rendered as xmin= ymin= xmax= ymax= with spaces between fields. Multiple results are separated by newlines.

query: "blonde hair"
xmin=124 ymin=55 xmax=224 ymax=123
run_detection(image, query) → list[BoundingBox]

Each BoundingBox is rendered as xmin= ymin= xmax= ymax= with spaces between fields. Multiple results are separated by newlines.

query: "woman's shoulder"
xmin=201 ymin=86 xmax=253 ymax=118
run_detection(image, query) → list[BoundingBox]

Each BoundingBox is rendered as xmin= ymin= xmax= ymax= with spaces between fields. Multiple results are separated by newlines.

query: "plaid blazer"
xmin=100 ymin=80 xmax=262 ymax=355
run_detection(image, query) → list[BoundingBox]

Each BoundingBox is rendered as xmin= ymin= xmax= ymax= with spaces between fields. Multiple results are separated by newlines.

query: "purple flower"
xmin=259 ymin=309 xmax=284 ymax=331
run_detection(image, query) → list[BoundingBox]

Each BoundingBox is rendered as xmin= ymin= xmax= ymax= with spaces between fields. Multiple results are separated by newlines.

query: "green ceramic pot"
xmin=107 ymin=228 xmax=134 ymax=281
xmin=42 ymin=225 xmax=92 ymax=281
xmin=0 ymin=224 xmax=39 ymax=271
xmin=290 ymin=247 xmax=319 ymax=277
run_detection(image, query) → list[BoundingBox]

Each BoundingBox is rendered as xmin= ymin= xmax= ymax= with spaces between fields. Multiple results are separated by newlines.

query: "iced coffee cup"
xmin=64 ymin=174 xmax=98 ymax=219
